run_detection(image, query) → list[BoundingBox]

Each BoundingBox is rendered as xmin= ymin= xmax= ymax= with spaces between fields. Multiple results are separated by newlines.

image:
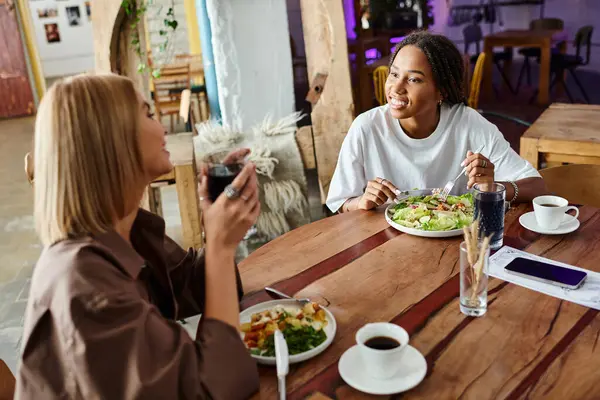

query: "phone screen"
xmin=505 ymin=257 xmax=587 ymax=288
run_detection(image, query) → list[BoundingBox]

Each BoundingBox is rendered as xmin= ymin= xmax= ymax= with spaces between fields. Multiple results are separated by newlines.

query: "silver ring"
xmin=224 ymin=184 xmax=240 ymax=200
xmin=482 ymin=159 xmax=487 ymax=168
xmin=380 ymin=178 xmax=386 ymax=185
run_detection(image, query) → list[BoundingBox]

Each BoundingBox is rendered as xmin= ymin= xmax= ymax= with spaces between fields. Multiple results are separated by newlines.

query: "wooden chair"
xmin=152 ymin=63 xmax=191 ymax=132
xmin=466 ymin=52 xmax=532 ymax=127
xmin=372 ymin=65 xmax=389 ymax=106
xmin=0 ymin=358 xmax=16 ymax=400
xmin=173 ymin=54 xmax=209 ymax=121
xmin=539 ymin=164 xmax=600 ymax=208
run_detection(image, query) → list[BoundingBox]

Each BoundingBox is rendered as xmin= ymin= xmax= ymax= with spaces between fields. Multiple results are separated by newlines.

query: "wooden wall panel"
xmin=300 ymin=0 xmax=354 ymax=202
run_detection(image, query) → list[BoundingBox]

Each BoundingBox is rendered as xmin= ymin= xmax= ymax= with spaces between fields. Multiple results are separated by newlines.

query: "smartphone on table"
xmin=504 ymin=257 xmax=587 ymax=290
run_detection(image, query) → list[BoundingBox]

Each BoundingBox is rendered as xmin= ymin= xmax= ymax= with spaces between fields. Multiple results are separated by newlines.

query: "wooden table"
xmin=520 ymin=103 xmax=600 ymax=169
xmin=145 ymin=132 xmax=203 ymax=249
xmin=239 ymin=204 xmax=600 ymax=399
xmin=483 ymin=29 xmax=566 ymax=106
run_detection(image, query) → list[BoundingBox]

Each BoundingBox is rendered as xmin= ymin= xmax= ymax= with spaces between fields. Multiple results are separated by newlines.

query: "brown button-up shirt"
xmin=16 ymin=209 xmax=259 ymax=399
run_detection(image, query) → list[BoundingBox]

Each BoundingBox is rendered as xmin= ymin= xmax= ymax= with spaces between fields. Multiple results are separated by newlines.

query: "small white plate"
xmin=338 ymin=345 xmax=427 ymax=395
xmin=239 ymin=299 xmax=336 ymax=365
xmin=519 ymin=211 xmax=580 ymax=235
xmin=385 ymin=203 xmax=464 ymax=238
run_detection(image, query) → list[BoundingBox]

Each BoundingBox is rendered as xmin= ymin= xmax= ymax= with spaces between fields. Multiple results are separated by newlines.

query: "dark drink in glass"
xmin=207 ymin=163 xmax=243 ymax=202
xmin=473 ymin=183 xmax=506 ymax=250
xmin=201 ymin=149 xmax=246 ymax=202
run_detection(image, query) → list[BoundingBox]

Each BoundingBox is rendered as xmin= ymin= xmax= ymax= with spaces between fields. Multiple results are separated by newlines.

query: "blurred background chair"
xmin=539 ymin=164 xmax=600 ymax=208
xmin=468 ymin=52 xmax=532 ymax=127
xmin=515 ymin=18 xmax=564 ymax=94
xmin=152 ymin=63 xmax=191 ymax=132
xmin=372 ymin=65 xmax=389 ymax=106
xmin=529 ymin=25 xmax=594 ymax=104
xmin=463 ymin=23 xmax=515 ymax=95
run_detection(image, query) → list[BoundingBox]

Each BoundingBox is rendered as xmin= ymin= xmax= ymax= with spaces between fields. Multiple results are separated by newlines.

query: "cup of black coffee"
xmin=201 ymin=149 xmax=246 ymax=202
xmin=355 ymin=322 xmax=409 ymax=379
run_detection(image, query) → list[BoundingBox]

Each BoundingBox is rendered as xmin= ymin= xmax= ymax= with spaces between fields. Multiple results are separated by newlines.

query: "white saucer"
xmin=519 ymin=211 xmax=580 ymax=235
xmin=338 ymin=345 xmax=427 ymax=395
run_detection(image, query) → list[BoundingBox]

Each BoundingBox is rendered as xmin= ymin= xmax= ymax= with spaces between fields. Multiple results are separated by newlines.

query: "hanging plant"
xmin=121 ymin=0 xmax=178 ymax=77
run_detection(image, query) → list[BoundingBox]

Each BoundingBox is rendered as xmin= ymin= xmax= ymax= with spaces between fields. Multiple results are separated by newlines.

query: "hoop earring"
xmin=438 ymin=99 xmax=443 ymax=106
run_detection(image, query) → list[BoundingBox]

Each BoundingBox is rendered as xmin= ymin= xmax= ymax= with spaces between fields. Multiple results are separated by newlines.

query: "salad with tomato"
xmin=390 ymin=193 xmax=474 ymax=231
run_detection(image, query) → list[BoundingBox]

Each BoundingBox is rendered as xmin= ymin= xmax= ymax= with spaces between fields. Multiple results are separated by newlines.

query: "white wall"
xmin=28 ymin=0 xmax=94 ymax=77
xmin=206 ymin=0 xmax=295 ymax=130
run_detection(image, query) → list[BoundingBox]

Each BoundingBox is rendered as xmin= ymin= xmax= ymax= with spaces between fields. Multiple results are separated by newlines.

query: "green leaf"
xmin=152 ymin=69 xmax=161 ymax=78
xmin=137 ymin=63 xmax=147 ymax=73
xmin=168 ymin=20 xmax=178 ymax=30
xmin=167 ymin=7 xmax=174 ymax=16
xmin=159 ymin=29 xmax=167 ymax=36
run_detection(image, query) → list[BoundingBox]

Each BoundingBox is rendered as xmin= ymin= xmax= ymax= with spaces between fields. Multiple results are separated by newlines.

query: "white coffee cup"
xmin=355 ymin=322 xmax=409 ymax=379
xmin=533 ymin=195 xmax=579 ymax=230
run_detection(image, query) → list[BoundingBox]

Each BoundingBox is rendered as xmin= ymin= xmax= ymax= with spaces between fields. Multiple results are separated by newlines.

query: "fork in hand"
xmin=438 ymin=144 xmax=486 ymax=201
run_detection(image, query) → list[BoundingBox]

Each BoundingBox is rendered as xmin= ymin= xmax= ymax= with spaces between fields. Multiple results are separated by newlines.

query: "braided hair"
xmin=389 ymin=31 xmax=466 ymax=106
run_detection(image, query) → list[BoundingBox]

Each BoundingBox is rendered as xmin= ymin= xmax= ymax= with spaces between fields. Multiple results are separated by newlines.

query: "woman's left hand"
xmin=463 ymin=151 xmax=495 ymax=189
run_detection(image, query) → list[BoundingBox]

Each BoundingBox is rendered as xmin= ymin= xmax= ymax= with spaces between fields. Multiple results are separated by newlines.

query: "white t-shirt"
xmin=326 ymin=103 xmax=540 ymax=213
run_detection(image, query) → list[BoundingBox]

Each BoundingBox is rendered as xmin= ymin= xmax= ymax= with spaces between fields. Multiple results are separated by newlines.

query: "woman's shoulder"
xmin=446 ymin=103 xmax=494 ymax=127
xmin=352 ymin=105 xmax=389 ymax=128
xmin=445 ymin=103 xmax=500 ymax=138
xmin=31 ymin=237 xmax=135 ymax=310
xmin=346 ymin=105 xmax=391 ymax=143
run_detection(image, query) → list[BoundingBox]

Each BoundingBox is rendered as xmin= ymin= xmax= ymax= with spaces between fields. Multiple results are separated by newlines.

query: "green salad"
xmin=390 ymin=193 xmax=474 ymax=231
xmin=257 ymin=326 xmax=327 ymax=357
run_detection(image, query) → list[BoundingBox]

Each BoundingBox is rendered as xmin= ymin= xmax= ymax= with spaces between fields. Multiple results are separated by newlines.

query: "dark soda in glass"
xmin=473 ymin=183 xmax=506 ymax=250
xmin=207 ymin=163 xmax=243 ymax=202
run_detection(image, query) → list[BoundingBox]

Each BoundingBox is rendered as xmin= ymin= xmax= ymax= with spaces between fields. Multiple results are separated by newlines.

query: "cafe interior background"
xmin=0 ymin=0 xmax=599 ymax=377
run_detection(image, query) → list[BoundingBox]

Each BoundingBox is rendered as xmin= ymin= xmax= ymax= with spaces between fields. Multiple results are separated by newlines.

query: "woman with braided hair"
xmin=327 ymin=31 xmax=546 ymax=213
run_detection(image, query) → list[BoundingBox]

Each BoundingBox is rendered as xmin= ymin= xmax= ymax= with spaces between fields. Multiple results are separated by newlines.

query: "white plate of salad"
xmin=385 ymin=189 xmax=474 ymax=238
xmin=239 ymin=299 xmax=336 ymax=365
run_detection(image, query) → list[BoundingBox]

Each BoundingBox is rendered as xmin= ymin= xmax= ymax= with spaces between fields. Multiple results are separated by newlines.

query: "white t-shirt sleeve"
xmin=326 ymin=118 xmax=367 ymax=213
xmin=484 ymin=120 xmax=541 ymax=182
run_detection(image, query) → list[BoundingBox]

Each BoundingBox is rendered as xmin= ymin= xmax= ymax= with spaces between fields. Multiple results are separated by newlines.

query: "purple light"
xmin=343 ymin=0 xmax=356 ymax=40
xmin=365 ymin=48 xmax=378 ymax=59
xmin=390 ymin=36 xmax=406 ymax=44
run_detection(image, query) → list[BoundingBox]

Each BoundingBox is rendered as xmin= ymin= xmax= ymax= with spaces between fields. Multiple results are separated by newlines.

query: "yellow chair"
xmin=468 ymin=53 xmax=533 ymax=127
xmin=468 ymin=52 xmax=486 ymax=109
xmin=539 ymin=164 xmax=600 ymax=208
xmin=372 ymin=65 xmax=389 ymax=106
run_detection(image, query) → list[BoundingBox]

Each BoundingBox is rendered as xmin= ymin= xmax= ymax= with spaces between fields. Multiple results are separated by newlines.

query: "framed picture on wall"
xmin=44 ymin=23 xmax=61 ymax=43
xmin=66 ymin=5 xmax=81 ymax=26
xmin=85 ymin=1 xmax=90 ymax=20
xmin=37 ymin=7 xmax=58 ymax=18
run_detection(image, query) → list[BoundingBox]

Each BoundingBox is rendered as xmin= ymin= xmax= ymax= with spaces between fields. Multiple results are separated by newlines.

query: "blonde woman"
xmin=16 ymin=74 xmax=260 ymax=399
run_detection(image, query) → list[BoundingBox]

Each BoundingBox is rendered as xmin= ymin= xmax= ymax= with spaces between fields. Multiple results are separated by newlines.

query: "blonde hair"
xmin=34 ymin=73 xmax=144 ymax=246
